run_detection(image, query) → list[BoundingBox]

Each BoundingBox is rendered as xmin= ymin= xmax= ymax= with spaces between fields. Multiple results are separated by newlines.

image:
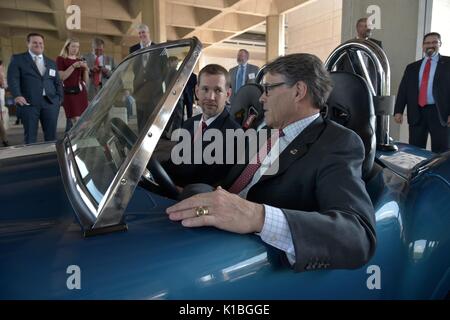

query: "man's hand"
xmin=394 ymin=113 xmax=403 ymax=124
xmin=166 ymin=187 xmax=265 ymax=234
xmin=101 ymin=67 xmax=109 ymax=75
xmin=14 ymin=96 xmax=29 ymax=106
xmin=80 ymin=61 xmax=88 ymax=70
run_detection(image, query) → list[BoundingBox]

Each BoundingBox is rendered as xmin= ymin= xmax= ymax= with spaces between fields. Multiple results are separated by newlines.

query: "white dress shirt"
xmin=29 ymin=50 xmax=46 ymax=95
xmin=239 ymin=113 xmax=320 ymax=264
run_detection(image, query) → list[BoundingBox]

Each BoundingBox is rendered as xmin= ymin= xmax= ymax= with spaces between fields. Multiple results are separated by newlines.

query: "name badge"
xmin=248 ymin=73 xmax=255 ymax=80
xmin=49 ymin=69 xmax=56 ymax=77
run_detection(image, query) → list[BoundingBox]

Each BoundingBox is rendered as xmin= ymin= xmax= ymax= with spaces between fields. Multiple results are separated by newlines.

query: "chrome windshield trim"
xmin=57 ymin=37 xmax=203 ymax=234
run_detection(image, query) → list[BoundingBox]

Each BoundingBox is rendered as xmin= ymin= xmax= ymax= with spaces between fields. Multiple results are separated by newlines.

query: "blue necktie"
xmin=236 ymin=65 xmax=244 ymax=93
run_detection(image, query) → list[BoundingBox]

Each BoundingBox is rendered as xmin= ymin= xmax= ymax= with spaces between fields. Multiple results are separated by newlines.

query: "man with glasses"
xmin=167 ymin=54 xmax=376 ymax=272
xmin=394 ymin=32 xmax=450 ymax=153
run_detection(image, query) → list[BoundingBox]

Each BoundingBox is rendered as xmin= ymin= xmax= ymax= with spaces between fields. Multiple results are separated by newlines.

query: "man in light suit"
xmin=7 ymin=33 xmax=63 ymax=144
xmin=83 ymin=38 xmax=115 ymax=101
xmin=167 ymin=53 xmax=376 ymax=272
xmin=229 ymin=49 xmax=259 ymax=105
xmin=394 ymin=32 xmax=450 ymax=153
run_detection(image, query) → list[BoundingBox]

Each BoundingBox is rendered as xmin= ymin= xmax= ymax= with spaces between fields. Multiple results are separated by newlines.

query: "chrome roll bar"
xmin=325 ymin=39 xmax=397 ymax=151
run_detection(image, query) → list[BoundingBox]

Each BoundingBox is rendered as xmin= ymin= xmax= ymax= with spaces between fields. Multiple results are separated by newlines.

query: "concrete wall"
xmin=287 ymin=0 xmax=342 ymax=62
xmin=342 ymin=0 xmax=427 ymax=143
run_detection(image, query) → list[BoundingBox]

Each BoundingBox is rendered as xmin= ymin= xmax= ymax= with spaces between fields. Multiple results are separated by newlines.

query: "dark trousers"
xmin=21 ymin=98 xmax=59 ymax=144
xmin=409 ymin=104 xmax=449 ymax=153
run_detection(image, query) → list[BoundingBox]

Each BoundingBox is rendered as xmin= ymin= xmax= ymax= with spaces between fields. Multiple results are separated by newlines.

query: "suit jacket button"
xmin=290 ymin=149 xmax=298 ymax=155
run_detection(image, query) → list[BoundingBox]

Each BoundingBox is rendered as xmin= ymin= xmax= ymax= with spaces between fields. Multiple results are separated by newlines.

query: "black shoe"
xmin=15 ymin=120 xmax=20 ymax=125
xmin=2 ymin=141 xmax=9 ymax=147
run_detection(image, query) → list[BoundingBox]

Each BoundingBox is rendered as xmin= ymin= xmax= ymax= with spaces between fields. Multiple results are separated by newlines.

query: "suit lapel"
xmin=257 ymin=117 xmax=326 ymax=184
xmin=412 ymin=60 xmax=422 ymax=99
xmin=433 ymin=54 xmax=445 ymax=85
xmin=208 ymin=109 xmax=228 ymax=130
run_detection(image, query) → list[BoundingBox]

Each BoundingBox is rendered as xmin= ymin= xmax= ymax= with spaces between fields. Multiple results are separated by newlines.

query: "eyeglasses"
xmin=423 ymin=40 xmax=441 ymax=45
xmin=261 ymin=82 xmax=286 ymax=96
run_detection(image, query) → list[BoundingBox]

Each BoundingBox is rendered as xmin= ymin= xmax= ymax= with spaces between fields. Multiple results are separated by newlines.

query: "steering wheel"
xmin=110 ymin=117 xmax=180 ymax=198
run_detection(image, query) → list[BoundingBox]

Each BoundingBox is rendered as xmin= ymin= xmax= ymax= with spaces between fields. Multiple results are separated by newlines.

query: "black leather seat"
xmin=325 ymin=72 xmax=376 ymax=180
xmin=229 ymin=83 xmax=265 ymax=130
xmin=229 ymin=72 xmax=376 ymax=180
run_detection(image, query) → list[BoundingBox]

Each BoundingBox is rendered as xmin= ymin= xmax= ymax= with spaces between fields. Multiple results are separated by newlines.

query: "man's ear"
xmin=226 ymin=87 xmax=232 ymax=99
xmin=195 ymin=84 xmax=200 ymax=98
xmin=294 ymin=81 xmax=308 ymax=103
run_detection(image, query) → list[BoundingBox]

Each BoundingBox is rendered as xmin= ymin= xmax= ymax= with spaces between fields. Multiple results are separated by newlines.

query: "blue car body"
xmin=0 ymin=38 xmax=449 ymax=299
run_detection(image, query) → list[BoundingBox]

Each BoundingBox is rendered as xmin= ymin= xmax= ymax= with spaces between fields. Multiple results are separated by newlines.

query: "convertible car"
xmin=0 ymin=38 xmax=449 ymax=299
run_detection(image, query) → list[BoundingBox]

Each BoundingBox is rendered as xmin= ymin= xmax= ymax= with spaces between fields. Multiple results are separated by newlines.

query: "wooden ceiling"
xmin=0 ymin=0 xmax=309 ymax=48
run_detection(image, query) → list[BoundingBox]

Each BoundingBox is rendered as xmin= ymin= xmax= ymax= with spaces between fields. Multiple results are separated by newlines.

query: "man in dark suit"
xmin=7 ymin=33 xmax=63 ymax=144
xmin=164 ymin=64 xmax=240 ymax=187
xmin=129 ymin=24 xmax=155 ymax=54
xmin=394 ymin=32 xmax=450 ymax=153
xmin=229 ymin=49 xmax=259 ymax=105
xmin=167 ymin=54 xmax=376 ymax=272
xmin=183 ymin=73 xmax=197 ymax=119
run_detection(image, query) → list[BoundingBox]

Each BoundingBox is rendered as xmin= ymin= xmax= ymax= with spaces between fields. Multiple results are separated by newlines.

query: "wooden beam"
xmin=49 ymin=0 xmax=68 ymax=40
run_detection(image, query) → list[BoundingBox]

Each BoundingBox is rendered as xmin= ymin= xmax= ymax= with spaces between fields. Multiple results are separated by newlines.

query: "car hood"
xmin=0 ymin=151 xmax=76 ymax=223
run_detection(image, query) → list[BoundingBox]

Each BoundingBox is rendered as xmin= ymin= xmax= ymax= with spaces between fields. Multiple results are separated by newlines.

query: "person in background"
xmin=123 ymin=89 xmax=136 ymax=121
xmin=129 ymin=24 xmax=155 ymax=54
xmin=183 ymin=73 xmax=197 ymax=120
xmin=56 ymin=38 xmax=89 ymax=129
xmin=229 ymin=49 xmax=259 ymax=105
xmin=7 ymin=33 xmax=63 ymax=144
xmin=83 ymin=38 xmax=115 ymax=101
xmin=394 ymin=32 xmax=450 ymax=153
xmin=0 ymin=60 xmax=9 ymax=146
xmin=355 ymin=17 xmax=382 ymax=47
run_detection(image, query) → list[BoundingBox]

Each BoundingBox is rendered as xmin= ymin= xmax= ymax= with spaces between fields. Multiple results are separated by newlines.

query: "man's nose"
xmin=205 ymin=91 xmax=216 ymax=99
xmin=259 ymin=92 xmax=266 ymax=103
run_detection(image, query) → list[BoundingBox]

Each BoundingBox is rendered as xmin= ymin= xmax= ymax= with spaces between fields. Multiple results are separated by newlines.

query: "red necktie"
xmin=229 ymin=129 xmax=284 ymax=194
xmin=193 ymin=121 xmax=208 ymax=141
xmin=418 ymin=58 xmax=432 ymax=107
xmin=94 ymin=55 xmax=101 ymax=88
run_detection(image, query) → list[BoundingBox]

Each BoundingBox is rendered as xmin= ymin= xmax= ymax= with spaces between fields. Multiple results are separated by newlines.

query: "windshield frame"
xmin=56 ymin=38 xmax=202 ymax=236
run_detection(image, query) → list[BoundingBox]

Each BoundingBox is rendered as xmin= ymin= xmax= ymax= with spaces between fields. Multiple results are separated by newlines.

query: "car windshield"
xmin=60 ymin=40 xmax=199 ymax=222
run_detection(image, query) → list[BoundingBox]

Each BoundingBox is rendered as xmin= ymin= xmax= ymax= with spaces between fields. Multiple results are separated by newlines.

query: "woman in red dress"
xmin=56 ymin=38 xmax=89 ymax=127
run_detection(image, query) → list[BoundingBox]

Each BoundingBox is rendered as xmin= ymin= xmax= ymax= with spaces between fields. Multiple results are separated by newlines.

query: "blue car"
xmin=0 ymin=38 xmax=449 ymax=299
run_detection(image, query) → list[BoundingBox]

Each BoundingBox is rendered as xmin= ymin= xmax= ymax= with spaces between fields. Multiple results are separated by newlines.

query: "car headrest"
xmin=326 ymin=72 xmax=376 ymax=180
xmin=230 ymin=83 xmax=265 ymax=130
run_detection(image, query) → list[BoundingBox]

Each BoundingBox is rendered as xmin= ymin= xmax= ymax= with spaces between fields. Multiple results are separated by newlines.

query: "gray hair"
xmin=264 ymin=53 xmax=333 ymax=109
xmin=136 ymin=24 xmax=150 ymax=32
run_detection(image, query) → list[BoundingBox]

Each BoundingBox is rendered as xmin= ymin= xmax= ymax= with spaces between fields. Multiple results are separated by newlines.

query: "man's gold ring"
xmin=195 ymin=206 xmax=209 ymax=217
